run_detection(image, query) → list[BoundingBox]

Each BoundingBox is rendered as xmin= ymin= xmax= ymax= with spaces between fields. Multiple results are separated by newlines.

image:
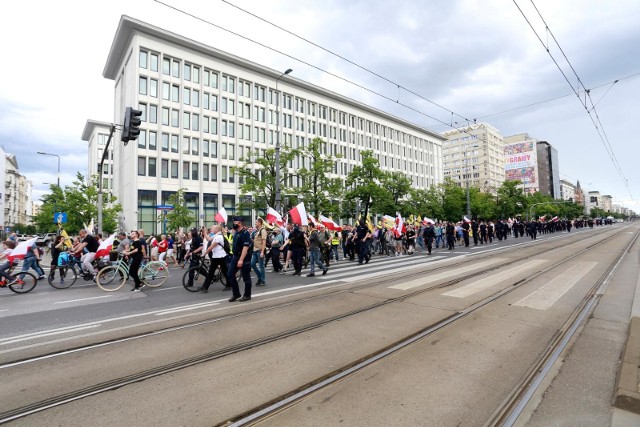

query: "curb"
xmin=614 ymin=316 xmax=640 ymax=413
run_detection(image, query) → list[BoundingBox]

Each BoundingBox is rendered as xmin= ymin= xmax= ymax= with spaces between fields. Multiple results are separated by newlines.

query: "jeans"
xmin=331 ymin=245 xmax=340 ymax=261
xmin=250 ymin=251 xmax=265 ymax=283
xmin=435 ymin=235 xmax=443 ymax=248
xmin=21 ymin=257 xmax=44 ymax=277
xmin=309 ymin=250 xmax=326 ymax=274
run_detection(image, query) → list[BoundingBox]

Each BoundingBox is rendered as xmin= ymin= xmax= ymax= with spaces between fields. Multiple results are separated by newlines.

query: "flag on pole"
xmin=463 ymin=216 xmax=471 ymax=224
xmin=423 ymin=217 xmax=435 ymax=225
xmin=308 ymin=213 xmax=319 ymax=226
xmin=365 ymin=214 xmax=374 ymax=232
xmin=95 ymin=234 xmax=116 ymax=258
xmin=319 ymin=214 xmax=342 ymax=231
xmin=7 ymin=237 xmax=38 ymax=263
xmin=215 ymin=207 xmax=228 ymax=224
xmin=551 ymin=216 xmax=559 ymax=222
xmin=289 ymin=202 xmax=308 ymax=226
xmin=60 ymin=229 xmax=73 ymax=248
xmin=382 ymin=215 xmax=395 ymax=230
xmin=393 ymin=212 xmax=405 ymax=238
xmin=266 ymin=206 xmax=283 ymax=226
xmin=539 ymin=215 xmax=546 ymax=222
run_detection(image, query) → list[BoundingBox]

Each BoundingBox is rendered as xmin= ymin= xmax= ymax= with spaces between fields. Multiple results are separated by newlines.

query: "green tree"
xmin=233 ymin=144 xmax=300 ymax=212
xmin=298 ymin=137 xmax=343 ymax=217
xmin=497 ymin=180 xmax=527 ymax=218
xmin=163 ymin=188 xmax=194 ymax=231
xmin=379 ymin=171 xmax=412 ymax=215
xmin=33 ymin=173 xmax=122 ymax=234
xmin=344 ymin=150 xmax=386 ymax=219
xmin=470 ymin=187 xmax=498 ymax=219
xmin=408 ymin=186 xmax=444 ymax=220
xmin=440 ymin=179 xmax=466 ymax=221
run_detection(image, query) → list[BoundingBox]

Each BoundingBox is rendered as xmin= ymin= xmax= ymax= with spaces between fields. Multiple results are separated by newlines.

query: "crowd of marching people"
xmin=0 ymin=213 xmax=613 ymax=294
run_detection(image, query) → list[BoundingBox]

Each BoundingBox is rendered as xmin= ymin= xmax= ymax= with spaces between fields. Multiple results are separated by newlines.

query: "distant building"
xmin=536 ymin=141 xmax=560 ymax=198
xmin=586 ymin=190 xmax=601 ymax=214
xmin=601 ymin=195 xmax=613 ymax=212
xmin=81 ymin=120 xmax=115 ymax=192
xmin=441 ymin=122 xmax=505 ymax=192
xmin=0 ymin=146 xmax=5 ymax=230
xmin=574 ymin=180 xmax=585 ymax=206
xmin=4 ymin=153 xmax=32 ymax=227
xmin=559 ymin=179 xmax=576 ymax=202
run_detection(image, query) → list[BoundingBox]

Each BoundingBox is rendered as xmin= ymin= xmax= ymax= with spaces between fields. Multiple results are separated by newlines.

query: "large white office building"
xmin=101 ymin=16 xmax=445 ymax=233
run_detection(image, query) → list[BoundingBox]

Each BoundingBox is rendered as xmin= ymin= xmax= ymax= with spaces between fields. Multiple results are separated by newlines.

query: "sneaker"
xmin=197 ymin=286 xmax=208 ymax=293
xmin=256 ymin=281 xmax=266 ymax=287
xmin=38 ymin=275 xmax=46 ymax=280
xmin=322 ymin=268 xmax=328 ymax=276
xmin=131 ymin=286 xmax=141 ymax=292
xmin=306 ymin=273 xmax=315 ymax=277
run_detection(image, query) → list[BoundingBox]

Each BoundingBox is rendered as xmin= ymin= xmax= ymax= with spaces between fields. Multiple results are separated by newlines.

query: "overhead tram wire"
xmin=219 ymin=0 xmax=474 ymax=126
xmin=515 ymin=0 xmax=632 ymax=197
xmin=152 ymin=0 xmax=483 ymax=138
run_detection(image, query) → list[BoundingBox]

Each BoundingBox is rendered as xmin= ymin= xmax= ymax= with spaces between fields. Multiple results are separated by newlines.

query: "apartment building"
xmin=441 ymin=122 xmax=505 ymax=192
xmin=101 ymin=16 xmax=445 ymax=233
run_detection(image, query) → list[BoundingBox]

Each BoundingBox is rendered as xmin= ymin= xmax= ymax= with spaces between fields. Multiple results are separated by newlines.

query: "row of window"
xmin=137 ymin=157 xmax=238 ymax=183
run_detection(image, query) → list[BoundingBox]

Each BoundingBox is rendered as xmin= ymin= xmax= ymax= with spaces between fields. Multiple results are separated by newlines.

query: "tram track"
xmin=0 ymin=225 xmax=630 ymax=425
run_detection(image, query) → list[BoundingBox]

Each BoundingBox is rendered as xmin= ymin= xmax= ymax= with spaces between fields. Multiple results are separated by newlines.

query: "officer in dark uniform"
xmin=288 ymin=224 xmax=307 ymax=276
xmin=355 ymin=220 xmax=371 ymax=264
xmin=227 ymin=216 xmax=253 ymax=302
xmin=461 ymin=220 xmax=470 ymax=247
xmin=423 ymin=222 xmax=436 ymax=254
xmin=471 ymin=220 xmax=479 ymax=246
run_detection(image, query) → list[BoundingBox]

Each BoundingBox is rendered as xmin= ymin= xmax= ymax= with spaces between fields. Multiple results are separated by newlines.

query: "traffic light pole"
xmin=97 ymin=124 xmax=116 ymax=236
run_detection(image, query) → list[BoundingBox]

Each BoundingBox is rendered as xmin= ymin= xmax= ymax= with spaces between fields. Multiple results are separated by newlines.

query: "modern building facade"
xmin=601 ymin=195 xmax=613 ymax=212
xmin=504 ymin=133 xmax=538 ymax=194
xmin=4 ymin=153 xmax=33 ymax=227
xmin=559 ymin=179 xmax=576 ymax=202
xmin=585 ymin=190 xmax=601 ymax=214
xmin=536 ymin=141 xmax=560 ymax=198
xmin=441 ymin=122 xmax=505 ymax=192
xmin=102 ymin=16 xmax=445 ymax=233
xmin=81 ymin=120 xmax=115 ymax=192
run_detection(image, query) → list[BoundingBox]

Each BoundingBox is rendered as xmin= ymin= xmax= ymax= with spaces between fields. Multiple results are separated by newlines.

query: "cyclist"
xmin=48 ymin=235 xmax=66 ymax=282
xmin=184 ymin=228 xmax=203 ymax=288
xmin=198 ymin=225 xmax=229 ymax=293
xmin=0 ymin=240 xmax=17 ymax=285
xmin=77 ymin=229 xmax=99 ymax=280
xmin=21 ymin=239 xmax=46 ymax=280
xmin=122 ymin=230 xmax=144 ymax=291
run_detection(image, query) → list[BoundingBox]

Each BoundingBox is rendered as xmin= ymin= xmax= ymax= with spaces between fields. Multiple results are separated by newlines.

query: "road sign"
xmin=54 ymin=212 xmax=68 ymax=224
xmin=155 ymin=204 xmax=174 ymax=210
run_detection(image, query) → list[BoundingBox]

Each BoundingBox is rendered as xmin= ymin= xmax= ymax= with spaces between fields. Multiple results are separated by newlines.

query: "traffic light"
xmin=121 ymin=107 xmax=142 ymax=144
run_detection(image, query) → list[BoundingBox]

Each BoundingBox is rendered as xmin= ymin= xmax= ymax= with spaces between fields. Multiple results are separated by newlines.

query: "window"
xmin=183 ymin=162 xmax=189 ymax=179
xmin=203 ymin=116 xmax=209 ymax=133
xmin=191 ymin=162 xmax=199 ymax=180
xmin=149 ymin=131 xmax=157 ymax=149
xmin=204 ymin=69 xmax=210 ymax=86
xmin=171 ymin=160 xmax=178 ymax=178
xmin=193 ymin=67 xmax=200 ymax=84
xmin=171 ymin=135 xmax=178 ymax=153
xmin=229 ymin=143 xmax=235 ymax=160
xmin=211 ymin=95 xmax=218 ymax=111
xmin=211 ymin=72 xmax=218 ymax=88
xmin=162 ymin=133 xmax=169 ymax=152
xmin=139 ymin=77 xmax=147 ymax=95
xmin=150 ymin=79 xmax=157 ymax=97
xmin=192 ymin=114 xmax=199 ymax=131
xmin=222 ymin=97 xmax=227 ymax=114
xmin=192 ymin=138 xmax=199 ymax=155
xmin=172 ymin=85 xmax=179 ymax=103
xmin=150 ymin=53 xmax=158 ymax=72
xmin=148 ymin=158 xmax=157 ymax=177
xmin=183 ymin=87 xmax=190 ymax=105
xmin=211 ymin=118 xmax=217 ymax=135
xmin=228 ymin=77 xmax=235 ymax=93
xmin=203 ymin=164 xmax=209 ymax=181
xmin=211 ymin=165 xmax=217 ymax=181
xmin=162 ymin=107 xmax=169 ymax=126
xmin=161 ymin=159 xmax=169 ymax=178
xmin=221 ymin=120 xmax=227 ymax=136
xmin=221 ymin=166 xmax=227 ymax=182
xmin=203 ymin=139 xmax=209 ymax=157
xmin=138 ymin=157 xmax=146 ymax=176
xmin=149 ymin=105 xmax=157 ymax=124
xmin=228 ymin=121 xmax=235 ymax=138
xmin=139 ymin=50 xmax=148 ymax=68
xmin=172 ymin=59 xmax=180 ymax=78
xmin=138 ymin=130 xmax=146 ymax=149
xmin=211 ymin=141 xmax=218 ymax=158
xmin=192 ymin=90 xmax=199 ymax=107
xmin=184 ymin=63 xmax=191 ymax=81
xmin=171 ymin=109 xmax=179 ymax=127
xmin=222 ymin=142 xmax=227 ymax=159
xmin=162 ymin=57 xmax=170 ymax=75
xmin=138 ymin=103 xmax=147 ymax=122
xmin=162 ymin=82 xmax=170 ymax=100
xmin=183 ymin=112 xmax=190 ymax=129
xmin=183 ymin=137 xmax=190 ymax=154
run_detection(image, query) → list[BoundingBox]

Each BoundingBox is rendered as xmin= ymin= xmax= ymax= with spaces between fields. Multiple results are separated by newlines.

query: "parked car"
xmin=36 ymin=233 xmax=58 ymax=247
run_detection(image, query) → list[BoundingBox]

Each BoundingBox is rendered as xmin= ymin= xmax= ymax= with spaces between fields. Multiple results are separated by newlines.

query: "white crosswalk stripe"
xmin=512 ymin=262 xmax=597 ymax=310
xmin=441 ymin=259 xmax=547 ymax=298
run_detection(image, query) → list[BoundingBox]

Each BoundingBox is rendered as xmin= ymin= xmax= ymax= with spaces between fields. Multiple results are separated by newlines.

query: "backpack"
xmin=222 ymin=235 xmax=231 ymax=256
xmin=265 ymin=232 xmax=273 ymax=249
xmin=58 ymin=252 xmax=70 ymax=267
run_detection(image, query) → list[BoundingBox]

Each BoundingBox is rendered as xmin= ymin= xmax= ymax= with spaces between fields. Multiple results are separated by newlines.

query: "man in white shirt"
xmin=198 ymin=225 xmax=229 ymax=293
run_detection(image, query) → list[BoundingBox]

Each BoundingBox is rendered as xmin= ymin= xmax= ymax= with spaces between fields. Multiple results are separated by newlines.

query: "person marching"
xmin=227 ymin=217 xmax=253 ymax=302
xmin=307 ymin=223 xmax=329 ymax=277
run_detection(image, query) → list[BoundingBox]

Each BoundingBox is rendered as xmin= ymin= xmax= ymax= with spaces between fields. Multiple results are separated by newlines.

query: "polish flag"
xmin=289 ymin=202 xmax=308 ymax=226
xmin=7 ymin=237 xmax=38 ymax=263
xmin=266 ymin=206 xmax=283 ymax=226
xmin=551 ymin=216 xmax=559 ymax=222
xmin=95 ymin=234 xmax=116 ymax=258
xmin=423 ymin=217 xmax=435 ymax=225
xmin=214 ymin=207 xmax=228 ymax=224
xmin=539 ymin=215 xmax=546 ymax=222
xmin=319 ymin=214 xmax=342 ymax=231
xmin=463 ymin=216 xmax=471 ymax=223
xmin=393 ymin=212 xmax=405 ymax=237
xmin=308 ymin=213 xmax=318 ymax=226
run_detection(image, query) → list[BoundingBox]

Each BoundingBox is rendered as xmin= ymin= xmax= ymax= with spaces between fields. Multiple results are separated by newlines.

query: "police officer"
xmin=355 ymin=220 xmax=371 ymax=264
xmin=227 ymin=216 xmax=253 ymax=302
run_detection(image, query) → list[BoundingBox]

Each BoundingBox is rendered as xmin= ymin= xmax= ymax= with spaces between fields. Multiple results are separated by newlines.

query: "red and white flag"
xmin=289 ymin=202 xmax=308 ymax=226
xmin=7 ymin=237 xmax=38 ymax=263
xmin=393 ymin=212 xmax=405 ymax=237
xmin=551 ymin=216 xmax=559 ymax=222
xmin=266 ymin=206 xmax=283 ymax=226
xmin=95 ymin=234 xmax=116 ymax=258
xmin=214 ymin=207 xmax=228 ymax=224
xmin=307 ymin=213 xmax=319 ymax=226
xmin=319 ymin=214 xmax=342 ymax=231
xmin=539 ymin=215 xmax=546 ymax=222
xmin=463 ymin=216 xmax=471 ymax=223
xmin=423 ymin=217 xmax=435 ymax=225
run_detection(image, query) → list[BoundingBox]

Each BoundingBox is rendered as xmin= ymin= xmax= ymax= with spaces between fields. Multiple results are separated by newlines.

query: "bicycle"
xmin=47 ymin=255 xmax=104 ymax=289
xmin=0 ymin=264 xmax=38 ymax=294
xmin=96 ymin=256 xmax=169 ymax=292
xmin=182 ymin=256 xmax=229 ymax=292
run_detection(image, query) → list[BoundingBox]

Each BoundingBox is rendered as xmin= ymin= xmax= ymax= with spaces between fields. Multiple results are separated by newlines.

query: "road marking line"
xmin=341 ymin=257 xmax=447 ymax=283
xmin=513 ymin=262 xmax=598 ymax=310
xmin=389 ymin=258 xmax=506 ymax=290
xmin=55 ymin=295 xmax=114 ymax=304
xmin=155 ymin=302 xmax=221 ymax=315
xmin=442 ymin=259 xmax=547 ymax=298
xmin=0 ymin=325 xmax=101 ymax=345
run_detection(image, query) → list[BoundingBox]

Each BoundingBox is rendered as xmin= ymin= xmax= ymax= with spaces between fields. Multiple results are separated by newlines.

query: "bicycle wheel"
xmin=48 ymin=265 xmax=77 ymax=289
xmin=96 ymin=265 xmax=127 ymax=292
xmin=182 ymin=264 xmax=207 ymax=292
xmin=142 ymin=262 xmax=169 ymax=288
xmin=215 ymin=265 xmax=228 ymax=287
xmin=8 ymin=272 xmax=37 ymax=294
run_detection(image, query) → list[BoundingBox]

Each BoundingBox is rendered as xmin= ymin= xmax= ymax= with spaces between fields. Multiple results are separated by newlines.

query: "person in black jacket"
xmin=423 ymin=223 xmax=436 ymax=254
xmin=445 ymin=222 xmax=456 ymax=250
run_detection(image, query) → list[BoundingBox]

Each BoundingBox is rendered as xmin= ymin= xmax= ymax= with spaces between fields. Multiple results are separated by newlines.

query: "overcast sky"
xmin=2 ymin=0 xmax=639 ymax=212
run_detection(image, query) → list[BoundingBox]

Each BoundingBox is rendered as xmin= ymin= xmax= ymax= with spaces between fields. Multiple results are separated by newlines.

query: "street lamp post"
xmin=37 ymin=152 xmax=61 ymax=187
xmin=274 ymin=68 xmax=293 ymax=214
